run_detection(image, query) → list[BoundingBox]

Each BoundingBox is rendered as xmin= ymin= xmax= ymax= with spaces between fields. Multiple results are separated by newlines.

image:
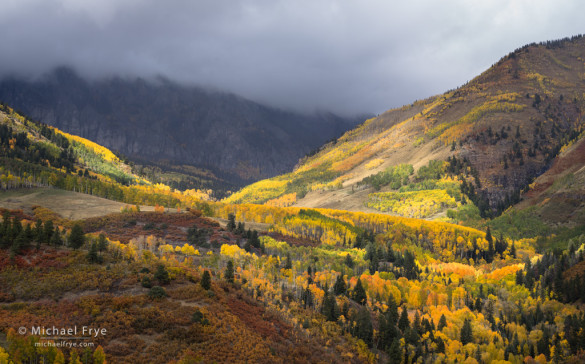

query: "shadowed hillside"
xmin=0 ymin=68 xmax=363 ymax=195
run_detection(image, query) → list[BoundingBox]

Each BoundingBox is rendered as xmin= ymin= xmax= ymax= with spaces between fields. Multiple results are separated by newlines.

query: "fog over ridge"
xmin=0 ymin=0 xmax=583 ymax=115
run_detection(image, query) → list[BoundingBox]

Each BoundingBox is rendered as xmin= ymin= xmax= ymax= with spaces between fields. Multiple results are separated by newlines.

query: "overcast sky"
xmin=0 ymin=0 xmax=583 ymax=115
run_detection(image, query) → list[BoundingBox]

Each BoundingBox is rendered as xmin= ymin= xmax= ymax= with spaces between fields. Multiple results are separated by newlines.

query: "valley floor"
xmin=0 ymin=188 xmax=156 ymax=220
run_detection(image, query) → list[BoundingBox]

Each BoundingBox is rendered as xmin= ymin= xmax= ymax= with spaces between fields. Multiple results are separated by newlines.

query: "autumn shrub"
xmin=141 ymin=276 xmax=152 ymax=288
xmin=148 ymin=286 xmax=167 ymax=299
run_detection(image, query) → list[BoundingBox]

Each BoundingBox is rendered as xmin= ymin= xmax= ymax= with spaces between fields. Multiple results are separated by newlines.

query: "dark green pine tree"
xmin=485 ymin=226 xmax=493 ymax=245
xmin=284 ymin=253 xmax=292 ymax=269
xmin=460 ymin=318 xmax=473 ymax=345
xmin=200 ymin=270 xmax=211 ymax=290
xmin=388 ymin=338 xmax=402 ymax=364
xmin=387 ymin=295 xmax=399 ymax=325
xmin=321 ymin=290 xmax=339 ymax=322
xmin=352 ymin=278 xmax=367 ymax=305
xmin=34 ymin=222 xmax=43 ymax=250
xmin=226 ymin=213 xmax=236 ymax=232
xmin=97 ymin=233 xmax=108 ymax=252
xmin=236 ymin=221 xmax=244 ymax=235
xmin=86 ymin=242 xmax=100 ymax=263
xmin=0 ymin=212 xmax=11 ymax=248
xmin=413 ymin=310 xmax=421 ymax=335
xmin=248 ymin=230 xmax=260 ymax=248
xmin=50 ymin=229 xmax=63 ymax=246
xmin=436 ymin=337 xmax=445 ymax=354
xmin=11 ymin=217 xmax=23 ymax=242
xmin=355 ymin=306 xmax=373 ymax=347
xmin=344 ymin=253 xmax=354 ymax=268
xmin=398 ymin=306 xmax=410 ymax=333
xmin=11 ymin=230 xmax=28 ymax=256
xmin=154 ymin=264 xmax=171 ymax=285
xmin=333 ymin=273 xmax=346 ymax=295
xmin=23 ymin=224 xmax=33 ymax=250
xmin=404 ymin=326 xmax=419 ymax=345
xmin=68 ymin=223 xmax=85 ymax=250
xmin=475 ymin=344 xmax=482 ymax=362
xmin=379 ymin=309 xmax=400 ymax=351
xmin=437 ymin=314 xmax=447 ymax=331
xmin=224 ymin=260 xmax=234 ymax=283
xmin=43 ymin=220 xmax=54 ymax=245
xmin=301 ymin=286 xmax=313 ymax=309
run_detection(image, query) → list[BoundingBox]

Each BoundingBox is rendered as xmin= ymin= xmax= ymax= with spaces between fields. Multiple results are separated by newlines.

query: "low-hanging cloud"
xmin=0 ymin=0 xmax=584 ymax=115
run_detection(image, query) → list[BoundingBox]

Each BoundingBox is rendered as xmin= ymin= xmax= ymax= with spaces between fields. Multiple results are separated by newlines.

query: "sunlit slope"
xmin=0 ymin=103 xmax=143 ymax=185
xmin=225 ymin=36 xmax=585 ymax=221
xmin=0 ymin=103 xmax=211 ymax=207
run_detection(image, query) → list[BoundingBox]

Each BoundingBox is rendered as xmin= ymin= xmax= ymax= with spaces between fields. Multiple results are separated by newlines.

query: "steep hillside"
xmin=0 ymin=103 xmax=211 ymax=208
xmin=517 ymin=132 xmax=585 ymax=225
xmin=0 ymin=102 xmax=143 ymax=186
xmin=0 ymin=68 xmax=363 ymax=194
xmin=227 ymin=35 xmax=585 ymax=222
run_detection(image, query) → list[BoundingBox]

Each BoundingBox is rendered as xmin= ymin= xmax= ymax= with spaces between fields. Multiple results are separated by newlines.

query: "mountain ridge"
xmin=225 ymin=35 xmax=585 ymax=225
xmin=0 ymin=67 xmax=365 ymax=194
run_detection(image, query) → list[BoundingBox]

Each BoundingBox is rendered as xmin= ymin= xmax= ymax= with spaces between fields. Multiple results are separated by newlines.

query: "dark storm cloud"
xmin=0 ymin=0 xmax=584 ymax=114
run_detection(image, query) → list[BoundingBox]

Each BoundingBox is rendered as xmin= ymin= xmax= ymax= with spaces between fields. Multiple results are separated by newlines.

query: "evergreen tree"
xmin=201 ymin=270 xmax=211 ymax=290
xmin=515 ymin=269 xmax=524 ymax=285
xmin=0 ymin=212 xmax=11 ymax=248
xmin=249 ymin=230 xmax=260 ymax=248
xmin=43 ymin=220 xmax=54 ymax=245
xmin=344 ymin=254 xmax=354 ymax=268
xmin=388 ymin=338 xmax=402 ymax=364
xmin=97 ymin=233 xmax=108 ymax=252
xmin=236 ymin=221 xmax=244 ymax=235
xmin=387 ymin=295 xmax=399 ymax=325
xmin=380 ymin=305 xmax=401 ymax=351
xmin=50 ymin=229 xmax=63 ymax=246
xmin=474 ymin=344 xmax=482 ymax=362
xmin=226 ymin=213 xmax=236 ymax=232
xmin=86 ymin=243 xmax=101 ymax=263
xmin=485 ymin=226 xmax=493 ymax=244
xmin=413 ymin=310 xmax=421 ymax=335
xmin=11 ymin=230 xmax=27 ymax=256
xmin=404 ymin=327 xmax=419 ymax=345
xmin=23 ymin=224 xmax=33 ymax=250
xmin=355 ymin=306 xmax=373 ymax=346
xmin=398 ymin=306 xmax=410 ymax=332
xmin=225 ymin=260 xmax=234 ymax=283
xmin=284 ymin=253 xmax=292 ymax=270
xmin=68 ymin=223 xmax=85 ymax=250
xmin=301 ymin=286 xmax=313 ymax=309
xmin=11 ymin=217 xmax=22 ymax=241
xmin=436 ymin=337 xmax=445 ymax=354
xmin=437 ymin=314 xmax=447 ymax=331
xmin=321 ymin=291 xmax=339 ymax=322
xmin=154 ymin=264 xmax=170 ymax=285
xmin=460 ymin=318 xmax=473 ymax=345
xmin=333 ymin=274 xmax=346 ymax=295
xmin=352 ymin=278 xmax=367 ymax=305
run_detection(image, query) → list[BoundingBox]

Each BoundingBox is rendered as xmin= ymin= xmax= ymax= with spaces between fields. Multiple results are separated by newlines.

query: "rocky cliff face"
xmin=0 ymin=67 xmax=362 ymax=185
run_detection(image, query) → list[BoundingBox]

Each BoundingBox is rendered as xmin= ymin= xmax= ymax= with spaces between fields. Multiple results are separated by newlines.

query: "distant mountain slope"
xmin=226 ymin=35 xmax=585 ymax=221
xmin=0 ymin=68 xmax=363 ymax=193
